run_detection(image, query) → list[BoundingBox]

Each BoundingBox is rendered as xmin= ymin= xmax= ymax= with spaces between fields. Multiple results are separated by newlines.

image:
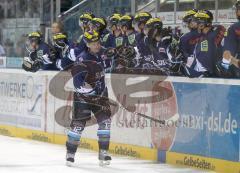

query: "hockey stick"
xmin=73 ymin=93 xmax=177 ymax=126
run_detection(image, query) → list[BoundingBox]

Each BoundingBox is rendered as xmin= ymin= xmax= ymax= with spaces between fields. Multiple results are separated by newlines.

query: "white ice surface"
xmin=0 ymin=135 xmax=209 ymax=173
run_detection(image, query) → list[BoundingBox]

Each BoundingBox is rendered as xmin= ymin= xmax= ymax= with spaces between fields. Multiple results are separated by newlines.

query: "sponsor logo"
xmin=28 ymin=133 xmax=51 ymax=142
xmin=0 ymin=128 xmax=11 ymax=136
xmin=79 ymin=140 xmax=93 ymax=150
xmin=200 ymin=40 xmax=208 ymax=52
xmin=175 ymin=156 xmax=215 ymax=171
xmin=111 ymin=146 xmax=140 ymax=158
xmin=180 ymin=112 xmax=238 ymax=135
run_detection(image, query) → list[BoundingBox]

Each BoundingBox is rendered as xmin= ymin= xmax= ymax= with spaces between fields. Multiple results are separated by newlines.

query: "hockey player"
xmin=179 ymin=9 xmax=201 ymax=60
xmin=53 ymin=33 xmax=70 ymax=63
xmin=218 ymin=0 xmax=240 ymax=78
xmin=79 ymin=12 xmax=95 ymax=33
xmin=118 ymin=15 xmax=137 ymax=47
xmin=22 ymin=31 xmax=58 ymax=72
xmin=133 ymin=18 xmax=172 ymax=73
xmin=133 ymin=12 xmax=152 ymax=42
xmin=71 ymin=13 xmax=95 ymax=63
xmin=65 ymin=30 xmax=112 ymax=166
xmin=89 ymin=17 xmax=108 ymax=39
xmin=184 ymin=10 xmax=225 ymax=77
xmin=102 ymin=13 xmax=122 ymax=48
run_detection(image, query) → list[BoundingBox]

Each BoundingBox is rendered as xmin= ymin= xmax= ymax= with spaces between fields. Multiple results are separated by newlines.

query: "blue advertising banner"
xmin=6 ymin=57 xmax=23 ymax=68
xmin=170 ymin=81 xmax=240 ymax=162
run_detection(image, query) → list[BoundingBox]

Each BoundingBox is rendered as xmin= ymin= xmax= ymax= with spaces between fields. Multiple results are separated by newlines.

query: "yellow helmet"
xmin=83 ymin=30 xmax=100 ymax=43
xmin=182 ymin=9 xmax=198 ymax=23
xmin=134 ymin=12 xmax=152 ymax=25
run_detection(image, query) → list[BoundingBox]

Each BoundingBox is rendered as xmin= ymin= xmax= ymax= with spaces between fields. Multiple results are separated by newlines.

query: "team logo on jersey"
xmin=159 ymin=47 xmax=166 ymax=53
xmin=128 ymin=34 xmax=135 ymax=45
xmin=116 ymin=37 xmax=123 ymax=47
xmin=37 ymin=50 xmax=43 ymax=59
xmin=200 ymin=40 xmax=208 ymax=52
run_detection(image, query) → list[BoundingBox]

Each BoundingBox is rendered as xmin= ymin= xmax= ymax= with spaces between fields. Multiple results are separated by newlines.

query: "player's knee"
xmin=66 ymin=129 xmax=82 ymax=153
xmin=68 ymin=121 xmax=85 ymax=142
xmin=67 ymin=129 xmax=82 ymax=141
xmin=66 ymin=121 xmax=85 ymax=153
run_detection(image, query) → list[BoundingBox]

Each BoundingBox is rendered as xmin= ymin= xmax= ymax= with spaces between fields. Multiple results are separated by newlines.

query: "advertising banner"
xmin=170 ymin=81 xmax=240 ymax=162
xmin=6 ymin=57 xmax=23 ymax=68
xmin=0 ymin=72 xmax=46 ymax=131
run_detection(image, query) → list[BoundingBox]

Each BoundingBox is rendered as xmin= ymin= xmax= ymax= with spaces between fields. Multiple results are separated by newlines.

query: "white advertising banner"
xmin=0 ymin=71 xmax=47 ymax=131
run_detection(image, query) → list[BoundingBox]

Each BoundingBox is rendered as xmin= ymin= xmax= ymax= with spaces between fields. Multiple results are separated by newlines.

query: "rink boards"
xmin=0 ymin=69 xmax=239 ymax=173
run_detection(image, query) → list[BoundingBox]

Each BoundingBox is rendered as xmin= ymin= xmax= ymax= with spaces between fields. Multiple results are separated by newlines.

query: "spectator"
xmin=16 ymin=34 xmax=27 ymax=57
xmin=7 ymin=0 xmax=16 ymax=18
xmin=52 ymin=22 xmax=65 ymax=34
xmin=4 ymin=39 xmax=17 ymax=57
xmin=0 ymin=42 xmax=5 ymax=56
xmin=0 ymin=5 xmax=4 ymax=19
xmin=48 ymin=21 xmax=65 ymax=45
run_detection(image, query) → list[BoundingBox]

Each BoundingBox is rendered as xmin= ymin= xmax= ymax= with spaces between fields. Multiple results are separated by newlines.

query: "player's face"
xmin=29 ymin=38 xmax=39 ymax=49
xmin=197 ymin=23 xmax=205 ymax=32
xmin=189 ymin=20 xmax=198 ymax=29
xmin=111 ymin=25 xmax=117 ymax=32
xmin=88 ymin=41 xmax=101 ymax=53
xmin=90 ymin=23 xmax=99 ymax=32
xmin=121 ymin=26 xmax=128 ymax=34
xmin=143 ymin=27 xmax=149 ymax=35
xmin=79 ymin=20 xmax=90 ymax=32
xmin=134 ymin=23 xmax=145 ymax=33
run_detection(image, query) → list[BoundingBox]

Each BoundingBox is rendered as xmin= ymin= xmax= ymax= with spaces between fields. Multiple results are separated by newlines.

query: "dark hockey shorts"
xmin=72 ymin=91 xmax=111 ymax=122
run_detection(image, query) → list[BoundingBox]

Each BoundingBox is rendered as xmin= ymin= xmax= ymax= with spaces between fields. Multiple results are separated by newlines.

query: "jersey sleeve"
xmin=40 ymin=44 xmax=53 ymax=64
xmin=179 ymin=34 xmax=191 ymax=58
xmin=223 ymin=25 xmax=238 ymax=56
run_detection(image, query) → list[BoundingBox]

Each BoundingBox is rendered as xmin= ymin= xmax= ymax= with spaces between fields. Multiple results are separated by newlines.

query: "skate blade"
xmin=99 ymin=160 xmax=111 ymax=167
xmin=66 ymin=161 xmax=74 ymax=167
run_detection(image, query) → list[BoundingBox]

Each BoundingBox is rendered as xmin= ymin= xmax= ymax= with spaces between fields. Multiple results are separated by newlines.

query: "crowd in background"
xmin=0 ymin=34 xmax=27 ymax=57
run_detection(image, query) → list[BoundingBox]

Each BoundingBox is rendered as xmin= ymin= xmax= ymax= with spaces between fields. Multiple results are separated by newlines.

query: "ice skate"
xmin=99 ymin=150 xmax=112 ymax=166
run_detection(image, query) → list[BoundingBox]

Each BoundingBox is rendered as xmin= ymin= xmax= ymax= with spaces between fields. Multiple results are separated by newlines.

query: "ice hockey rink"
xmin=0 ymin=135 xmax=209 ymax=173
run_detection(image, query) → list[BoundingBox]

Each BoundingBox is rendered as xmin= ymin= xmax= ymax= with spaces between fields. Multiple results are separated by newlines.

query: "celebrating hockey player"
xmin=184 ymin=10 xmax=225 ymax=77
xmin=133 ymin=17 xmax=180 ymax=75
xmin=218 ymin=0 xmax=240 ymax=78
xmin=133 ymin=12 xmax=152 ymax=42
xmin=179 ymin=9 xmax=201 ymax=60
xmin=22 ymin=31 xmax=58 ymax=72
xmin=102 ymin=13 xmax=122 ymax=48
xmin=64 ymin=30 xmax=112 ymax=166
xmin=118 ymin=15 xmax=137 ymax=46
xmin=71 ymin=12 xmax=95 ymax=62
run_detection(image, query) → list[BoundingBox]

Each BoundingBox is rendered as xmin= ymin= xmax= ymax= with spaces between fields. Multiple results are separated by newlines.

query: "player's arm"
xmin=56 ymin=48 xmax=76 ymax=70
xmin=222 ymin=26 xmax=240 ymax=68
